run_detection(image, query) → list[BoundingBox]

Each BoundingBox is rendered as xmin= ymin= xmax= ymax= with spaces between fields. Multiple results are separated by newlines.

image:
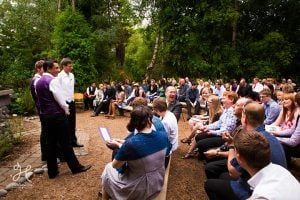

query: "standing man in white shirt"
xmin=233 ymin=130 xmax=300 ymax=200
xmin=58 ymin=58 xmax=83 ymax=147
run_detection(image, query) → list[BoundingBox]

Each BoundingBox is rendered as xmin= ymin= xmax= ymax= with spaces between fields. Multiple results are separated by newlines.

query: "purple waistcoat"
xmin=35 ymin=75 xmax=65 ymax=116
xmin=30 ymin=76 xmax=40 ymax=114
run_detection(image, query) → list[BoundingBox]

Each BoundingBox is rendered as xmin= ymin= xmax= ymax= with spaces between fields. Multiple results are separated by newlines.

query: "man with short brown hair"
xmin=153 ymin=97 xmax=178 ymax=154
xmin=234 ymin=130 xmax=300 ymax=200
xmin=260 ymin=88 xmax=280 ymax=125
xmin=58 ymin=58 xmax=83 ymax=147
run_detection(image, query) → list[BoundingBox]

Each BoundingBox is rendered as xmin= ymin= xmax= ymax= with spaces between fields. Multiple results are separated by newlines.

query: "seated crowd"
xmin=83 ymin=76 xmax=300 ymax=199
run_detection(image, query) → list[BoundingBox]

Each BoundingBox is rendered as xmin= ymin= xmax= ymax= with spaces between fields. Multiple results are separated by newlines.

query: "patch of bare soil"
xmin=167 ymin=120 xmax=208 ymax=200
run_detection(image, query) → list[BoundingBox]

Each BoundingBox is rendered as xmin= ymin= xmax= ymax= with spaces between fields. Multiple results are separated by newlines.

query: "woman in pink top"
xmin=271 ymin=93 xmax=298 ymax=136
xmin=276 ymin=92 xmax=300 ymax=166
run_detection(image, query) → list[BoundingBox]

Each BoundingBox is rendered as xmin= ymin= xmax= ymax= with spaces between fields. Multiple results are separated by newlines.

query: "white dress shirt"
xmin=248 ymin=163 xmax=300 ymax=200
xmin=57 ymin=70 xmax=75 ymax=102
xmin=33 ymin=73 xmax=42 ymax=95
xmin=252 ymin=82 xmax=264 ymax=93
xmin=33 ymin=73 xmax=41 ymax=87
xmin=162 ymin=111 xmax=179 ymax=153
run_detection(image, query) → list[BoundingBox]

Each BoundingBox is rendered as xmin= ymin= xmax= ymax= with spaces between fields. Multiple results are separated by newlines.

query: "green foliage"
xmin=240 ymin=32 xmax=294 ymax=78
xmin=51 ymin=8 xmax=98 ymax=91
xmin=125 ymin=30 xmax=151 ymax=81
xmin=135 ymin=0 xmax=299 ymax=81
xmin=0 ymin=0 xmax=56 ymax=88
xmin=9 ymin=88 xmax=36 ymax=115
xmin=0 ymin=0 xmax=299 ymax=93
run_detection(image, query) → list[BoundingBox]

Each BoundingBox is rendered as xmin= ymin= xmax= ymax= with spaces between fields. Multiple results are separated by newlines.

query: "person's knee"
xmin=205 ymin=163 xmax=214 ymax=178
xmin=204 ymin=179 xmax=215 ymax=194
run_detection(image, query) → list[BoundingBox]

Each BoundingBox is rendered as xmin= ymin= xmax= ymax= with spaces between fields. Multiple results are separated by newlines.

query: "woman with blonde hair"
xmin=271 ymin=93 xmax=298 ymax=136
xmin=182 ymin=95 xmax=223 ymax=158
xmin=187 ymin=87 xmax=212 ymax=131
xmin=185 ymin=95 xmax=223 ymax=143
xmin=207 ymin=95 xmax=223 ymax=124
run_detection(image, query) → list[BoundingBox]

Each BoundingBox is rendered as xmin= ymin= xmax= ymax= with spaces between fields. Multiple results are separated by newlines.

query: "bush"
xmin=0 ymin=131 xmax=13 ymax=159
xmin=9 ymin=88 xmax=36 ymax=115
xmin=0 ymin=117 xmax=23 ymax=159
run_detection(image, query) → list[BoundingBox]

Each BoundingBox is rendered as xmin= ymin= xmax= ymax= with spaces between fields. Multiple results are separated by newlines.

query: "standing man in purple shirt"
xmin=260 ymin=88 xmax=281 ymax=125
xmin=36 ymin=60 xmax=91 ymax=179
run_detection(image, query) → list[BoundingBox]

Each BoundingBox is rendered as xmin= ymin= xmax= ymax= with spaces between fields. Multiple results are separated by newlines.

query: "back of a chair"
xmin=74 ymin=93 xmax=84 ymax=102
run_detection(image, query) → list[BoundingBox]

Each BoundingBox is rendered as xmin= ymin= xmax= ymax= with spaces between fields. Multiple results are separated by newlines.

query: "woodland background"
xmin=0 ymin=0 xmax=299 ymax=113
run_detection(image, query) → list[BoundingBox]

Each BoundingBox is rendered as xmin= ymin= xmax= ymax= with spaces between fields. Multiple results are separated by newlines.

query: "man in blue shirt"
xmin=260 ymin=88 xmax=281 ymax=125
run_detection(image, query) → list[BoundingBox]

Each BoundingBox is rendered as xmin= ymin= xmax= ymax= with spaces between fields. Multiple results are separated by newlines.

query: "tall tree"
xmin=51 ymin=8 xmax=97 ymax=91
xmin=0 ymin=0 xmax=56 ymax=87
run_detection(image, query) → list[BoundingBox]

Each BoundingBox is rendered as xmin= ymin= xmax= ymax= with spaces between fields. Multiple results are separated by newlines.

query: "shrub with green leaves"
xmin=9 ymin=88 xmax=35 ymax=115
xmin=0 ymin=116 xmax=23 ymax=159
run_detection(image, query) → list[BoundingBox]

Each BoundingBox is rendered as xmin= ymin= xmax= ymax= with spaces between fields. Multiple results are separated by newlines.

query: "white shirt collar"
xmin=248 ymin=163 xmax=272 ymax=189
xmin=34 ymin=73 xmax=41 ymax=78
xmin=43 ymin=72 xmax=54 ymax=77
xmin=134 ymin=124 xmax=156 ymax=135
xmin=60 ymin=69 xmax=71 ymax=77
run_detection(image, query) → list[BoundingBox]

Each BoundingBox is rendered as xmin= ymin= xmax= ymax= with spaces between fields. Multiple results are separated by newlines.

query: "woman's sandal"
xmin=181 ymin=138 xmax=191 ymax=144
xmin=182 ymin=152 xmax=197 ymax=159
xmin=98 ymin=191 xmax=102 ymax=198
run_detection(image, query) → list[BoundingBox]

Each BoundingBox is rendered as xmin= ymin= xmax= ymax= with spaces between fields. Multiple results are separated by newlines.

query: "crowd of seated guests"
xmin=175 ymin=77 xmax=300 ymax=199
xmin=88 ymin=76 xmax=300 ymax=199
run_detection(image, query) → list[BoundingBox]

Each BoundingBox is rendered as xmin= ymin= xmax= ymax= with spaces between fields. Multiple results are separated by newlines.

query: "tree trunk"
xmin=147 ymin=33 xmax=160 ymax=71
xmin=58 ymin=0 xmax=61 ymax=12
xmin=145 ymin=33 xmax=160 ymax=80
xmin=232 ymin=0 xmax=238 ymax=48
xmin=116 ymin=42 xmax=125 ymax=67
xmin=71 ymin=0 xmax=75 ymax=11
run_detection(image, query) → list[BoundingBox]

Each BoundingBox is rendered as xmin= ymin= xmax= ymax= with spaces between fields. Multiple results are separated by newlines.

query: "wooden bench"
xmin=154 ymin=156 xmax=172 ymax=200
xmin=74 ymin=93 xmax=84 ymax=111
xmin=180 ymin=102 xmax=187 ymax=121
xmin=119 ymin=103 xmax=153 ymax=113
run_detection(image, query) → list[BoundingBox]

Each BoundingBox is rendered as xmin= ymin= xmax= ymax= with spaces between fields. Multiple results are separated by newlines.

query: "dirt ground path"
xmin=3 ymin=112 xmax=208 ymax=199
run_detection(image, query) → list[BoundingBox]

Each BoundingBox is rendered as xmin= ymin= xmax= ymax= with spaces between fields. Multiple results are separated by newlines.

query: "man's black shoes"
xmin=72 ymin=142 xmax=84 ymax=147
xmin=48 ymin=171 xmax=59 ymax=179
xmin=72 ymin=165 xmax=92 ymax=174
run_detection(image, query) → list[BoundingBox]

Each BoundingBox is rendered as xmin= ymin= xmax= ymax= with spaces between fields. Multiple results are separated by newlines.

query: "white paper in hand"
xmin=265 ymin=125 xmax=281 ymax=132
xmin=98 ymin=127 xmax=111 ymax=141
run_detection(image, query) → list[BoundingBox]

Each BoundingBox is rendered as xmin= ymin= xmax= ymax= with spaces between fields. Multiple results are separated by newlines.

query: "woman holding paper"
xmin=101 ymin=106 xmax=169 ymax=200
xmin=182 ymin=94 xmax=222 ymax=144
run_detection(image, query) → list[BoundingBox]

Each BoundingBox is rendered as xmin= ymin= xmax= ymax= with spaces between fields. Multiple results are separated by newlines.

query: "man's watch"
xmin=216 ymin=149 xmax=220 ymax=156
